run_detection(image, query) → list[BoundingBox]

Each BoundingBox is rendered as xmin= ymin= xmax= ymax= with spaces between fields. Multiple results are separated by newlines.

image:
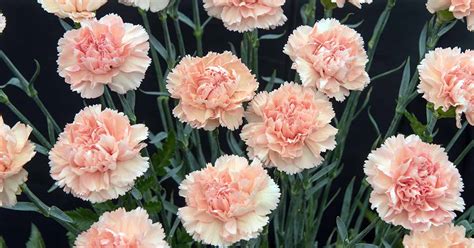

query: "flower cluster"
xmin=203 ymin=0 xmax=287 ymax=32
xmin=284 ymin=19 xmax=370 ymax=101
xmin=178 ymin=155 xmax=280 ymax=247
xmin=49 ymin=105 xmax=149 ymax=203
xmin=241 ymin=82 xmax=338 ymax=174
xmin=418 ymin=47 xmax=473 ymax=127
xmin=364 ymin=134 xmax=464 ymax=231
xmin=0 ymin=117 xmax=35 ymax=207
xmin=167 ymin=52 xmax=258 ymax=131
xmin=57 ymin=14 xmax=151 ymax=99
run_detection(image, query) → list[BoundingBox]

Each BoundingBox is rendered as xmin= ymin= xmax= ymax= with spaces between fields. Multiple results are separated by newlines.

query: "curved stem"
xmin=192 ymin=0 xmax=203 ymax=56
xmin=139 ymin=9 xmax=165 ymax=92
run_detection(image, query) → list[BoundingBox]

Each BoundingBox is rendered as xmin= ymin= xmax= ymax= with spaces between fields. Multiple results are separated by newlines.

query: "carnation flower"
xmin=332 ymin=0 xmax=373 ymax=8
xmin=284 ymin=18 xmax=370 ymax=101
xmin=426 ymin=0 xmax=474 ymax=31
xmin=57 ymin=14 xmax=151 ymax=99
xmin=0 ymin=13 xmax=6 ymax=34
xmin=49 ymin=105 xmax=149 ymax=203
xmin=75 ymin=207 xmax=170 ymax=248
xmin=240 ymin=82 xmax=338 ymax=174
xmin=167 ymin=51 xmax=258 ymax=131
xmin=178 ymin=155 xmax=280 ymax=247
xmin=403 ymin=223 xmax=474 ymax=248
xmin=418 ymin=47 xmax=474 ymax=127
xmin=364 ymin=134 xmax=465 ymax=231
xmin=37 ymin=0 xmax=107 ymax=22
xmin=118 ymin=0 xmax=170 ymax=12
xmin=0 ymin=117 xmax=36 ymax=207
xmin=203 ymin=0 xmax=287 ymax=33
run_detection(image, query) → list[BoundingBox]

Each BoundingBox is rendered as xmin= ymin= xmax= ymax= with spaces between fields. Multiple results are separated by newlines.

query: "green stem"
xmin=0 ymin=91 xmax=52 ymax=149
xmin=367 ymin=0 xmax=396 ymax=71
xmin=160 ymin=13 xmax=176 ymax=68
xmin=173 ymin=18 xmax=186 ymax=57
xmin=118 ymin=94 xmax=137 ymax=124
xmin=192 ymin=0 xmax=203 ymax=56
xmin=139 ymin=9 xmax=165 ymax=91
xmin=103 ymin=87 xmax=116 ymax=109
xmin=21 ymin=184 xmax=79 ymax=234
xmin=208 ymin=129 xmax=220 ymax=162
xmin=446 ymin=121 xmax=468 ymax=152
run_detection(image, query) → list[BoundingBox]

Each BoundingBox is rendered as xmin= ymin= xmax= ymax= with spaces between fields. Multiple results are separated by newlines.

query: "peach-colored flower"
xmin=403 ymin=223 xmax=474 ymax=248
xmin=75 ymin=207 xmax=169 ymax=248
xmin=167 ymin=51 xmax=258 ymax=131
xmin=37 ymin=0 xmax=107 ymax=22
xmin=0 ymin=117 xmax=36 ymax=207
xmin=57 ymin=14 xmax=151 ymax=99
xmin=284 ymin=19 xmax=370 ymax=101
xmin=202 ymin=0 xmax=287 ymax=33
xmin=178 ymin=155 xmax=280 ymax=247
xmin=418 ymin=47 xmax=474 ymax=127
xmin=0 ymin=13 xmax=6 ymax=34
xmin=240 ymin=82 xmax=338 ymax=174
xmin=49 ymin=105 xmax=149 ymax=203
xmin=332 ymin=0 xmax=373 ymax=8
xmin=425 ymin=0 xmax=474 ymax=31
xmin=118 ymin=0 xmax=170 ymax=12
xmin=364 ymin=134 xmax=465 ymax=231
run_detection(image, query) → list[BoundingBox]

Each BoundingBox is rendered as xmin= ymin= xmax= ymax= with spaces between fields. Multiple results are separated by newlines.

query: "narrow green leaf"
xmin=370 ymin=60 xmax=406 ymax=82
xmin=34 ymin=144 xmax=49 ymax=156
xmin=0 ymin=236 xmax=7 ymax=248
xmin=50 ymin=206 xmax=74 ymax=223
xmin=336 ymin=217 xmax=348 ymax=241
xmin=139 ymin=89 xmax=169 ymax=97
xmin=178 ymin=12 xmax=195 ymax=29
xmin=340 ymin=178 xmax=355 ymax=224
xmin=398 ymin=57 xmax=411 ymax=98
xmin=59 ymin=18 xmax=73 ymax=31
xmin=438 ymin=20 xmax=457 ymax=37
xmin=454 ymin=140 xmax=474 ymax=166
xmin=26 ymin=224 xmax=45 ymax=248
xmin=151 ymin=131 xmax=176 ymax=176
xmin=227 ymin=130 xmax=244 ymax=156
xmin=259 ymin=31 xmax=286 ymax=40
xmin=355 ymin=244 xmax=378 ymax=248
xmin=347 ymin=19 xmax=364 ymax=29
xmin=309 ymin=161 xmax=337 ymax=183
xmin=149 ymin=34 xmax=169 ymax=61
xmin=347 ymin=219 xmax=379 ymax=246
xmin=418 ymin=23 xmax=428 ymax=59
xmin=4 ymin=202 xmax=40 ymax=212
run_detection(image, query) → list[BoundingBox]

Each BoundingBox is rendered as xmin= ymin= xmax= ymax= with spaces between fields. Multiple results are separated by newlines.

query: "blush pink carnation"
xmin=49 ymin=105 xmax=149 ymax=203
xmin=75 ymin=207 xmax=170 ymax=248
xmin=0 ymin=13 xmax=6 ymax=34
xmin=0 ymin=117 xmax=36 ymax=207
xmin=240 ymin=82 xmax=338 ymax=174
xmin=364 ymin=134 xmax=465 ymax=231
xmin=167 ymin=51 xmax=258 ymax=131
xmin=118 ymin=0 xmax=170 ymax=12
xmin=202 ymin=0 xmax=287 ymax=32
xmin=57 ymin=14 xmax=151 ymax=99
xmin=418 ymin=47 xmax=474 ymax=127
xmin=332 ymin=0 xmax=373 ymax=8
xmin=403 ymin=223 xmax=474 ymax=248
xmin=178 ymin=155 xmax=280 ymax=247
xmin=37 ymin=0 xmax=107 ymax=22
xmin=284 ymin=19 xmax=370 ymax=101
xmin=426 ymin=0 xmax=474 ymax=31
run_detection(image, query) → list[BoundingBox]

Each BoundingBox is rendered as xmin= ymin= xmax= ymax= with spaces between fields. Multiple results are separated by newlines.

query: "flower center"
xmin=394 ymin=155 xmax=439 ymax=209
xmin=311 ymin=40 xmax=350 ymax=78
xmin=230 ymin=0 xmax=258 ymax=7
xmin=76 ymin=29 xmax=126 ymax=74
xmin=265 ymin=96 xmax=316 ymax=144
xmin=93 ymin=229 xmax=139 ymax=248
xmin=195 ymin=66 xmax=237 ymax=108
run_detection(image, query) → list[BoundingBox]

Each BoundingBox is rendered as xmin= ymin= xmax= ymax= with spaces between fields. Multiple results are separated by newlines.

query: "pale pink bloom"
xmin=284 ymin=19 xmax=370 ymax=101
xmin=332 ymin=0 xmax=373 ymax=8
xmin=167 ymin=52 xmax=258 ymax=131
xmin=202 ymin=0 xmax=287 ymax=33
xmin=118 ymin=0 xmax=170 ymax=12
xmin=49 ymin=105 xmax=149 ymax=203
xmin=403 ymin=223 xmax=474 ymax=248
xmin=241 ymin=82 xmax=337 ymax=174
xmin=57 ymin=14 xmax=151 ymax=99
xmin=178 ymin=155 xmax=280 ymax=247
xmin=37 ymin=0 xmax=107 ymax=22
xmin=425 ymin=0 xmax=474 ymax=31
xmin=418 ymin=48 xmax=474 ymax=127
xmin=0 ymin=117 xmax=36 ymax=207
xmin=0 ymin=13 xmax=6 ymax=34
xmin=75 ymin=207 xmax=170 ymax=248
xmin=364 ymin=134 xmax=465 ymax=231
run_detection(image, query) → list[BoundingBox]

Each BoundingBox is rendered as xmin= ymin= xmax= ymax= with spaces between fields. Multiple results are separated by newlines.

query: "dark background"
xmin=0 ymin=0 xmax=473 ymax=247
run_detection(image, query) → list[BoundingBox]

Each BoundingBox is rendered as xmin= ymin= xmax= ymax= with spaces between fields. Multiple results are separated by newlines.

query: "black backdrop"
xmin=0 ymin=0 xmax=473 ymax=247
